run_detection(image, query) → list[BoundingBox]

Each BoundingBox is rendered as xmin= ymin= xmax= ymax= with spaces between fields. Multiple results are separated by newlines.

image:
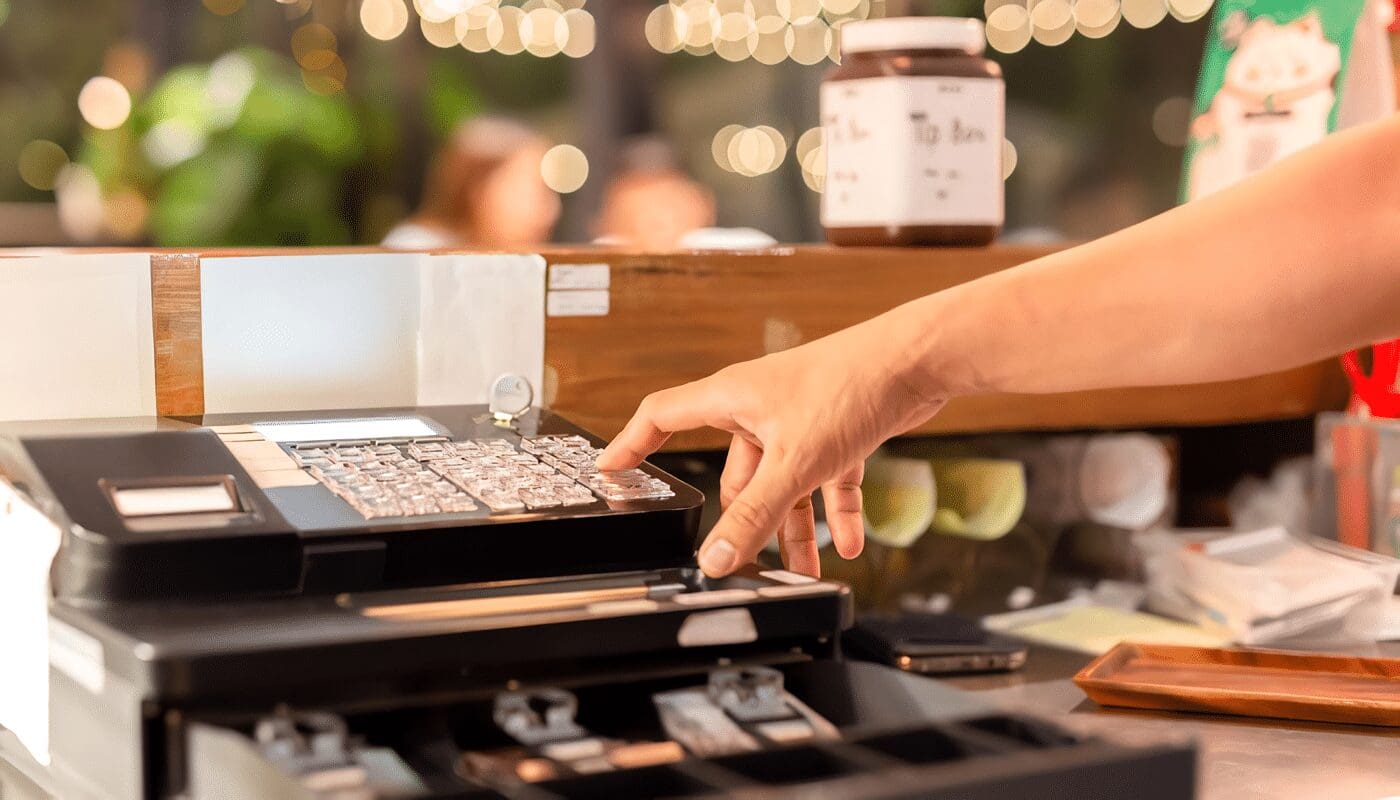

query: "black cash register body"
xmin=0 ymin=405 xmax=1195 ymax=799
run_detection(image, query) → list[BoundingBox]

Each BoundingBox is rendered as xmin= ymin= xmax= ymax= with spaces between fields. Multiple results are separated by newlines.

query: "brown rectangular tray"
xmin=1074 ymin=642 xmax=1400 ymax=727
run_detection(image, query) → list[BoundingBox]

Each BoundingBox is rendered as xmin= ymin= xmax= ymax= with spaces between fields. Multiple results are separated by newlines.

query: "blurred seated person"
xmin=592 ymin=137 xmax=716 ymax=250
xmin=383 ymin=116 xmax=560 ymax=250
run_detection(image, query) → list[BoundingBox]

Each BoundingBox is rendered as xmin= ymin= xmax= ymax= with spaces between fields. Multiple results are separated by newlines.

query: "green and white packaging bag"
xmin=1180 ymin=0 xmax=1394 ymax=202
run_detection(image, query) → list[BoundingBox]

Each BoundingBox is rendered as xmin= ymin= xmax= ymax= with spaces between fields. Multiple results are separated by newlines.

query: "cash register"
xmin=0 ymin=391 xmax=1195 ymax=799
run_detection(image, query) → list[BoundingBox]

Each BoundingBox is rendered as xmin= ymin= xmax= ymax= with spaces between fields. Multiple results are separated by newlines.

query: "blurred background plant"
xmin=79 ymin=49 xmax=370 ymax=245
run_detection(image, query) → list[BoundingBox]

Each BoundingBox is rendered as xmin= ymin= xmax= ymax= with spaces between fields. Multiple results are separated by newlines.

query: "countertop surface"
xmin=940 ymin=643 xmax=1400 ymax=800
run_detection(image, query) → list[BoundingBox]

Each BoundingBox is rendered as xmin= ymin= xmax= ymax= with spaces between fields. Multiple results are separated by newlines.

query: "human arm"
xmin=598 ymin=113 xmax=1400 ymax=578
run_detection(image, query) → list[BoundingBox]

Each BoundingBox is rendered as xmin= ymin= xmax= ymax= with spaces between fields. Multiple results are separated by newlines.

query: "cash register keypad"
xmin=293 ymin=434 xmax=672 ymax=519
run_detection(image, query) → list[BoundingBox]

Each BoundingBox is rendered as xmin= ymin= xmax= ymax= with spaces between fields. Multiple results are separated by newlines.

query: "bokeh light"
xmin=361 ymin=0 xmax=411 ymax=41
xmin=143 ymin=120 xmax=208 ymax=169
xmin=1151 ymin=96 xmax=1192 ymax=147
xmin=1073 ymin=0 xmax=1119 ymax=28
xmin=986 ymin=4 xmax=1031 ymax=53
xmin=1121 ymin=0 xmax=1168 ymax=28
xmin=642 ymin=0 xmax=870 ymax=63
xmin=1030 ymin=0 xmax=1074 ymax=46
xmin=778 ymin=0 xmax=821 ymax=25
xmin=104 ymin=188 xmax=150 ymax=241
xmin=800 ymin=143 xmax=825 ymax=192
xmin=77 ymin=76 xmax=132 ymax=130
xmin=540 ymin=144 xmax=589 ymax=193
xmin=712 ymin=124 xmax=745 ymax=172
xmin=302 ymin=56 xmax=349 ymax=95
xmin=1166 ymin=0 xmax=1212 ymax=22
xmin=718 ymin=125 xmax=787 ymax=177
xmin=17 ymin=140 xmax=69 ymax=191
xmin=291 ymin=23 xmax=338 ymax=68
xmin=54 ymin=165 xmax=105 ymax=241
xmin=522 ymin=7 xmax=568 ymax=57
xmin=493 ymin=6 xmax=528 ymax=55
xmin=420 ymin=16 xmax=462 ymax=47
xmin=645 ymin=4 xmax=687 ymax=53
xmin=822 ymin=0 xmax=861 ymax=14
xmin=797 ymin=127 xmax=825 ymax=192
xmin=103 ymin=43 xmax=154 ymax=96
xmin=560 ymin=9 xmax=596 ymax=57
xmin=795 ymin=126 xmax=822 ymax=165
xmin=785 ymin=18 xmax=831 ymax=65
xmin=1077 ymin=10 xmax=1122 ymax=38
xmin=1002 ymin=138 xmax=1018 ymax=179
xmin=202 ymin=0 xmax=245 ymax=16
xmin=416 ymin=0 xmax=471 ymax=24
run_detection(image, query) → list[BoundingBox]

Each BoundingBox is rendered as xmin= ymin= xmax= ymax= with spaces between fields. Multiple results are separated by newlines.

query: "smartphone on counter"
xmin=844 ymin=611 xmax=1029 ymax=675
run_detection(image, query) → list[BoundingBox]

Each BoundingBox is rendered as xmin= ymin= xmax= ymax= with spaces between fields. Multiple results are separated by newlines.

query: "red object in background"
xmin=1392 ymin=0 xmax=1400 ymax=32
xmin=1332 ymin=339 xmax=1400 ymax=550
xmin=1342 ymin=339 xmax=1400 ymax=417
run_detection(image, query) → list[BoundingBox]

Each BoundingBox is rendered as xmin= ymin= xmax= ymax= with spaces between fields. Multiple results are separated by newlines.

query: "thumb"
xmin=698 ymin=456 xmax=801 ymax=578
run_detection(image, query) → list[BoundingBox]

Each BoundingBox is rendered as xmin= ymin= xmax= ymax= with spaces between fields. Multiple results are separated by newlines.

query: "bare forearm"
xmin=897 ymin=113 xmax=1400 ymax=400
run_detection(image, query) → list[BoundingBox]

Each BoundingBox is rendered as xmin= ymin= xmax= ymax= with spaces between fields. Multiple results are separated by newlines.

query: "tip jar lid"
xmin=840 ymin=16 xmax=986 ymax=56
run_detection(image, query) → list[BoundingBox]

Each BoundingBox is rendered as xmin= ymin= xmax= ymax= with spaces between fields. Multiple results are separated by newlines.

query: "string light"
xmin=104 ymin=188 xmax=149 ymax=241
xmin=985 ymin=4 xmax=1031 ymax=52
xmin=785 ymin=18 xmax=831 ymax=65
xmin=361 ymin=0 xmax=411 ymax=40
xmin=714 ymin=124 xmax=787 ymax=177
xmin=143 ymin=120 xmax=208 ymax=169
xmin=420 ymin=16 xmax=461 ymax=46
xmin=522 ymin=7 xmax=567 ymax=56
xmin=1166 ymin=0 xmax=1211 ymax=22
xmin=17 ymin=140 xmax=68 ymax=191
xmin=77 ymin=76 xmax=132 ymax=130
xmin=646 ymin=4 xmax=687 ymax=53
xmin=1151 ymin=96 xmax=1192 ymax=147
xmin=641 ymin=0 xmax=876 ymax=63
xmin=201 ymin=0 xmax=244 ymax=15
xmin=1121 ymin=0 xmax=1168 ymax=27
xmin=800 ymin=144 xmax=825 ymax=192
xmin=796 ymin=126 xmax=824 ymax=192
xmin=560 ymin=8 xmax=596 ymax=57
xmin=1073 ymin=0 xmax=1118 ymax=28
xmin=1030 ymin=0 xmax=1074 ymax=46
xmin=540 ymin=144 xmax=589 ymax=193
xmin=292 ymin=23 xmax=339 ymax=68
xmin=984 ymin=0 xmax=1212 ymax=48
xmin=712 ymin=124 xmax=746 ymax=172
xmin=54 ymin=165 xmax=105 ymax=241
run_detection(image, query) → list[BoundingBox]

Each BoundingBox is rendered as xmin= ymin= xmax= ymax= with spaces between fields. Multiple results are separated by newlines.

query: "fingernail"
xmin=699 ymin=538 xmax=738 ymax=577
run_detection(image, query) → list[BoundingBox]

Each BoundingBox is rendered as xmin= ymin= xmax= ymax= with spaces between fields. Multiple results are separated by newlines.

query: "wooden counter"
xmin=541 ymin=246 xmax=1348 ymax=451
xmin=125 ymin=244 xmax=1347 ymax=445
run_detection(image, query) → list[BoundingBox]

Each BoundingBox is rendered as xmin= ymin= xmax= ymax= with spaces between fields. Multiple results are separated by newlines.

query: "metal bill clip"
xmin=488 ymin=373 xmax=535 ymax=425
xmin=707 ymin=666 xmax=795 ymax=723
xmin=253 ymin=709 xmax=370 ymax=793
xmin=494 ymin=688 xmax=588 ymax=747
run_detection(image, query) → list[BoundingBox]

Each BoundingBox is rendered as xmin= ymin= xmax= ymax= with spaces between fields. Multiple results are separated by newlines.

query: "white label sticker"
xmin=49 ymin=617 xmax=105 ymax=695
xmin=821 ymin=76 xmax=1004 ymax=228
xmin=547 ymin=289 xmax=610 ymax=317
xmin=549 ymin=263 xmax=611 ymax=290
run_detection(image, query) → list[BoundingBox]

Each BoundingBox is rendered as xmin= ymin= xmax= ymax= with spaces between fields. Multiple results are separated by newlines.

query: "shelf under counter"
xmin=540 ymin=245 xmax=1348 ymax=451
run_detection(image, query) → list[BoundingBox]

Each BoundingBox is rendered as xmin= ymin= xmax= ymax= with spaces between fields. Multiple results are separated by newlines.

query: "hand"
xmin=596 ymin=313 xmax=946 ymax=578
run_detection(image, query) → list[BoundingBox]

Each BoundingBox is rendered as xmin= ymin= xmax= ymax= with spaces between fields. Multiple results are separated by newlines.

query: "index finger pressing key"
xmin=597 ymin=383 xmax=728 ymax=470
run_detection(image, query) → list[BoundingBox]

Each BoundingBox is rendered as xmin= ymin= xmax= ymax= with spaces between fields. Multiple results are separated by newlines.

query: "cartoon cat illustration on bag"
xmin=1187 ymin=12 xmax=1340 ymax=200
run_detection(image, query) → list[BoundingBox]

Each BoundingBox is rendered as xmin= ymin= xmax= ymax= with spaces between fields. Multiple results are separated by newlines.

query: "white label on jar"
xmin=821 ymin=76 xmax=1004 ymax=229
